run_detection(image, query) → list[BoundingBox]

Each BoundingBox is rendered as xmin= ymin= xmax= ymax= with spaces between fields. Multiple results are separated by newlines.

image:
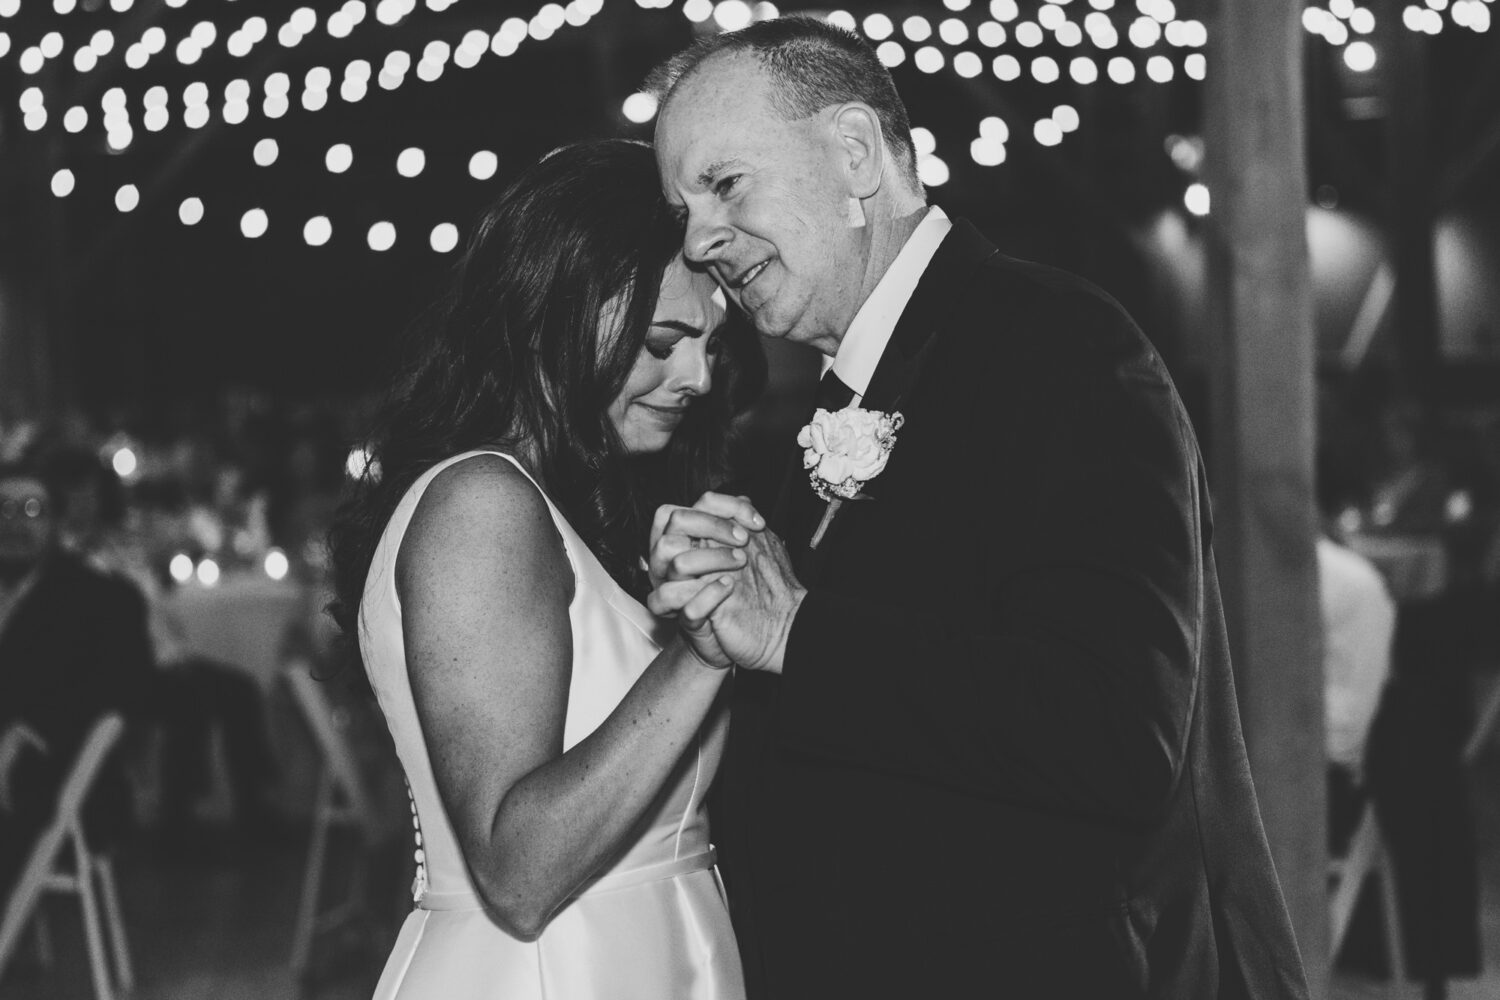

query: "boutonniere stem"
xmin=809 ymin=499 xmax=842 ymax=550
xmin=797 ymin=405 xmax=904 ymax=550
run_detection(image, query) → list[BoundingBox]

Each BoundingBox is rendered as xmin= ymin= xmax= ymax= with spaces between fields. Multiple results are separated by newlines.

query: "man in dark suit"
xmin=0 ymin=456 xmax=153 ymax=902
xmin=646 ymin=18 xmax=1310 ymax=999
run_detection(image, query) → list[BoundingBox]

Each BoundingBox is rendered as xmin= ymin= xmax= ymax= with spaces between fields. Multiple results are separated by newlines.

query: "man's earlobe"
xmin=846 ymin=197 xmax=867 ymax=229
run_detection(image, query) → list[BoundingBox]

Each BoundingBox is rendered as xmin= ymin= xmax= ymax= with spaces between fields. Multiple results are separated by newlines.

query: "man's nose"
xmin=685 ymin=218 xmax=733 ymax=264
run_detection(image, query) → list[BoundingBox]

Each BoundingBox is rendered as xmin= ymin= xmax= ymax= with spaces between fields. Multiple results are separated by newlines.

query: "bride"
xmin=328 ymin=139 xmax=763 ymax=999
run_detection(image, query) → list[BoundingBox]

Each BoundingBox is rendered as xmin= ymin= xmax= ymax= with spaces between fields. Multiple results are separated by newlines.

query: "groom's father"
xmin=647 ymin=17 xmax=1310 ymax=1000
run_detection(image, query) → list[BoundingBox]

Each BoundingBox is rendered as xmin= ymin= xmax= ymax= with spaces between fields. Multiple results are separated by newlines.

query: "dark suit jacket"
xmin=0 ymin=551 xmax=153 ymax=852
xmin=714 ymin=220 xmax=1311 ymax=999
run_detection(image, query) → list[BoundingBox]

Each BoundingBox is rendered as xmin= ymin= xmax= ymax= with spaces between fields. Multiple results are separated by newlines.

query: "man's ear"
xmin=832 ymin=103 xmax=884 ymax=201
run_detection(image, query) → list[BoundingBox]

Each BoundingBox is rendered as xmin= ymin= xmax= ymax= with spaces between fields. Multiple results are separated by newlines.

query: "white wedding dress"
xmin=360 ymin=450 xmax=745 ymax=999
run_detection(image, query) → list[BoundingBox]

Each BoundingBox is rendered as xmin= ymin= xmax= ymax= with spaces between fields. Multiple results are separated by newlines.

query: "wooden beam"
xmin=1201 ymin=1 xmax=1328 ymax=994
xmin=1380 ymin=0 xmax=1440 ymax=399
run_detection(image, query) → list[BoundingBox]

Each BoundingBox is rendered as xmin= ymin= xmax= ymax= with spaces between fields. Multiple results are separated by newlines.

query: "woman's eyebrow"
xmin=650 ymin=319 xmax=706 ymax=337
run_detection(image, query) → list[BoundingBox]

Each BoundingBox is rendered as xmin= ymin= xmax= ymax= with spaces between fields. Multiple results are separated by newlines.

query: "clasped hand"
xmin=646 ymin=493 xmax=805 ymax=674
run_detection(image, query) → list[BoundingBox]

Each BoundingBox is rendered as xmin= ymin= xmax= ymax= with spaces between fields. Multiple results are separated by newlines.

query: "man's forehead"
xmin=660 ymin=53 xmax=770 ymax=137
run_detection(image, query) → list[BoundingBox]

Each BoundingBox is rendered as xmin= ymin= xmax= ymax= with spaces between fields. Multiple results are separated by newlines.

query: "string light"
xmin=115 ymin=184 xmax=139 ymax=212
xmin=397 ymin=147 xmax=426 ymax=177
xmin=714 ymin=0 xmax=752 ymax=31
xmin=170 ymin=554 xmax=193 ymax=583
xmin=911 ymin=127 xmax=937 ymax=158
xmin=304 ymin=216 xmax=333 ymax=246
xmin=241 ymin=208 xmax=269 ymax=238
xmin=326 ymin=143 xmax=354 ymax=173
xmin=367 ymin=221 xmax=397 ymax=251
xmin=1031 ymin=55 xmax=1060 ymax=82
xmin=1107 ymin=55 xmax=1137 ymax=82
xmin=1185 ymin=182 xmax=1210 ymax=217
xmin=977 ymin=22 xmax=1006 ymax=45
xmin=179 ymin=197 xmax=204 ymax=225
xmin=623 ymin=91 xmax=658 ymax=123
xmin=877 ymin=40 xmax=906 ymax=66
xmin=469 ymin=150 xmax=498 ymax=180
xmin=1343 ymin=39 xmax=1377 ymax=70
xmin=825 ymin=9 xmax=856 ymax=31
xmin=862 ymin=13 xmax=893 ymax=39
xmin=430 ymin=222 xmax=459 ymax=253
xmin=915 ymin=45 xmax=945 ymax=72
xmin=990 ymin=0 xmax=1020 ymax=21
xmin=51 ymin=168 xmax=75 ymax=197
xmin=917 ymin=154 xmax=949 ymax=187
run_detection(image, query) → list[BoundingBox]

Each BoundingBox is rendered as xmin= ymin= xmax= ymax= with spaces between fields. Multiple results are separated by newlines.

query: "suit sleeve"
xmin=776 ymin=306 xmax=1208 ymax=829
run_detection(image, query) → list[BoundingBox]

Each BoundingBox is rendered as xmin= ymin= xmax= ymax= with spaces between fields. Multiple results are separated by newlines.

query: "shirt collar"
xmin=825 ymin=205 xmax=952 ymax=400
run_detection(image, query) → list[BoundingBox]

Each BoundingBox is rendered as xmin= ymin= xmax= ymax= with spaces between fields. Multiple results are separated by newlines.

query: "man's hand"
xmin=649 ymin=515 xmax=807 ymax=675
xmin=0 ymin=723 xmax=49 ymax=813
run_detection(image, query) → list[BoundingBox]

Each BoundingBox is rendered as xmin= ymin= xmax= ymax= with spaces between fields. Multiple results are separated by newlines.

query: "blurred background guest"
xmin=0 ymin=451 xmax=153 ymax=902
xmin=41 ymin=444 xmax=280 ymax=842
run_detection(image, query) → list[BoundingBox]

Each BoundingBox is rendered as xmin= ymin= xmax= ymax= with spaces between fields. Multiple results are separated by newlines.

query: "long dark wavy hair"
xmin=327 ymin=139 xmax=765 ymax=664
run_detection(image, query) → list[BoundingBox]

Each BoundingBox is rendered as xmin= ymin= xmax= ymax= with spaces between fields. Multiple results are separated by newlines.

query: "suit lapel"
xmin=786 ymin=220 xmax=1000 ymax=583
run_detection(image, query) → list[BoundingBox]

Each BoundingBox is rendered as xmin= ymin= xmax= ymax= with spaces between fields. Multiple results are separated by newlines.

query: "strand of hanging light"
xmin=26 ymin=0 xmax=609 ymax=255
xmin=1303 ymin=0 xmax=1492 ymax=74
xmin=8 ymin=0 xmax=608 ymax=143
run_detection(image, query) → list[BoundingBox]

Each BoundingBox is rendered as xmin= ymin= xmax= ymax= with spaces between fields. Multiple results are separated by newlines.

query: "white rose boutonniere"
xmin=797 ymin=405 xmax=905 ymax=548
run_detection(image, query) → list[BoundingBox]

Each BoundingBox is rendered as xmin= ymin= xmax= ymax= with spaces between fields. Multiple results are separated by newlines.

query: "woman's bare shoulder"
xmin=397 ymin=453 xmax=570 ymax=601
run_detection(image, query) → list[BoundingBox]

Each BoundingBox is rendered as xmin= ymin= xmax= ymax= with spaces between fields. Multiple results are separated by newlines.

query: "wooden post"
xmin=1201 ymin=1 xmax=1328 ymax=995
xmin=1380 ymin=0 xmax=1440 ymax=400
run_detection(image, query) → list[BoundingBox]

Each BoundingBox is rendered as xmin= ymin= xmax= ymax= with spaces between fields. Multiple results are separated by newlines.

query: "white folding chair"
xmin=283 ymin=661 xmax=385 ymax=978
xmin=1329 ymin=789 xmax=1407 ymax=989
xmin=1464 ymin=671 xmax=1500 ymax=764
xmin=0 ymin=713 xmax=134 ymax=1000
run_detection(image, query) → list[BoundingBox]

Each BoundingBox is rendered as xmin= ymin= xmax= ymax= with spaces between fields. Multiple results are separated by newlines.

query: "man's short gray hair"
xmin=648 ymin=16 xmax=922 ymax=191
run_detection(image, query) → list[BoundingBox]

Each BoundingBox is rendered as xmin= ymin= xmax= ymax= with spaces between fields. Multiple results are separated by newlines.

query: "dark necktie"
xmin=815 ymin=369 xmax=856 ymax=412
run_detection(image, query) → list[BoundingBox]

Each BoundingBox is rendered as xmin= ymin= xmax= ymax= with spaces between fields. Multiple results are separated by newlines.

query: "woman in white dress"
xmin=327 ymin=140 xmax=764 ymax=999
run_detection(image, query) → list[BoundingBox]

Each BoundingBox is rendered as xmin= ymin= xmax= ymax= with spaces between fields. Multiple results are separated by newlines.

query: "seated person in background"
xmin=1318 ymin=444 xmax=1396 ymax=854
xmin=0 ymin=453 xmax=153 ymax=902
xmin=43 ymin=446 xmax=279 ymax=839
xmin=1318 ymin=534 xmax=1395 ymax=852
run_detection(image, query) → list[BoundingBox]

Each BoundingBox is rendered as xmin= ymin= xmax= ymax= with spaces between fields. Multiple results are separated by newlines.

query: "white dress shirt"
xmin=826 ymin=205 xmax=953 ymax=406
xmin=1318 ymin=535 xmax=1396 ymax=770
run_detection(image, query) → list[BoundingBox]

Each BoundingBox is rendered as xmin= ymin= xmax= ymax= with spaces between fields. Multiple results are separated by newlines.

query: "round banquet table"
xmin=162 ymin=572 xmax=312 ymax=687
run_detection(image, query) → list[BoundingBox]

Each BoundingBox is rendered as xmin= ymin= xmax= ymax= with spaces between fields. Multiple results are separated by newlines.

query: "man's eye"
xmin=714 ymin=175 xmax=741 ymax=197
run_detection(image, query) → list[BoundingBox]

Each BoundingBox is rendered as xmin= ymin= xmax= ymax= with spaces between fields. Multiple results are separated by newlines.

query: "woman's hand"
xmin=648 ymin=492 xmax=766 ymax=668
xmin=647 ymin=492 xmax=763 ymax=592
